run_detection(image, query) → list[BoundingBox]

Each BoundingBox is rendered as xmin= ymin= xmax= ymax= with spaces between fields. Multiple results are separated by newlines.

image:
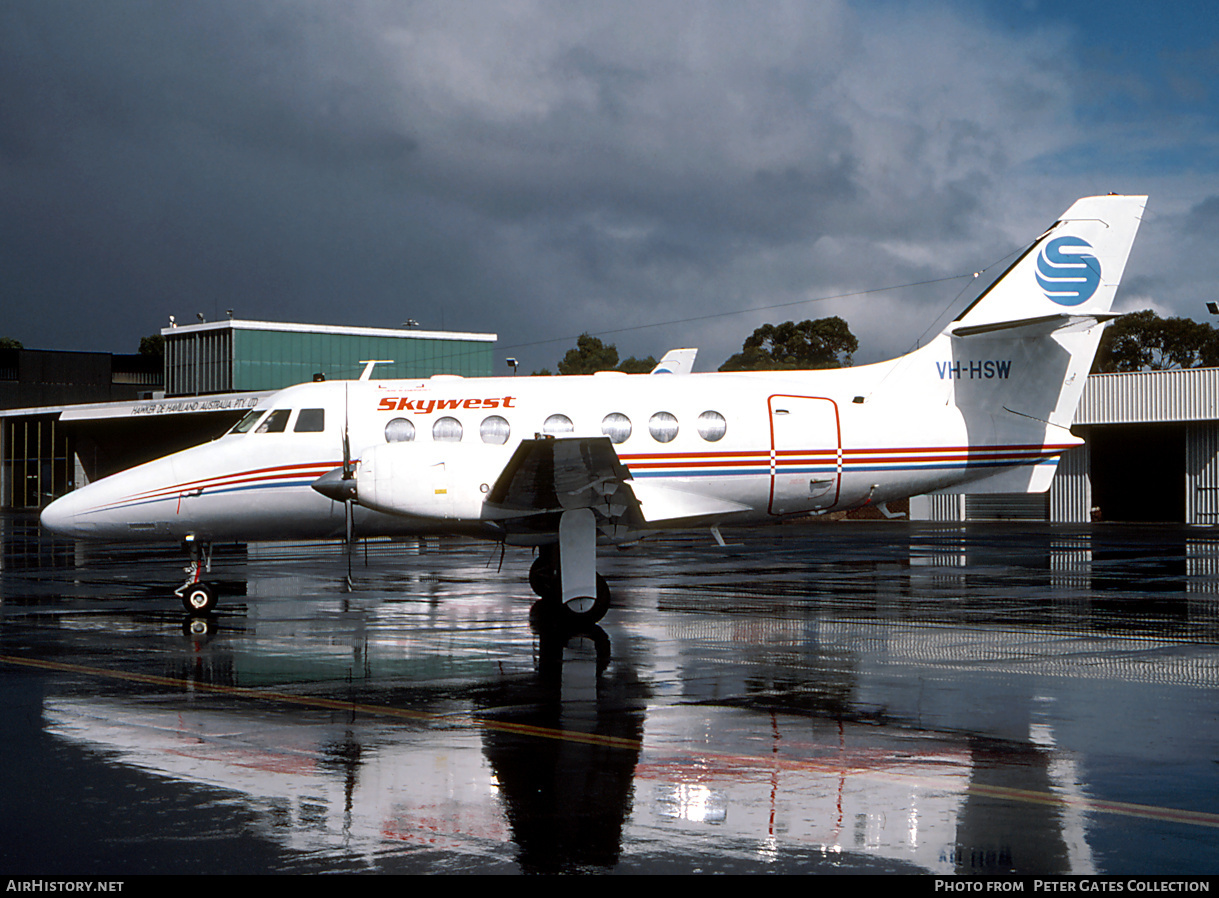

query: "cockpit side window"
xmin=294 ymin=408 xmax=325 ymax=433
xmin=231 ymin=409 xmax=268 ymax=434
xmin=256 ymin=410 xmax=291 ymax=433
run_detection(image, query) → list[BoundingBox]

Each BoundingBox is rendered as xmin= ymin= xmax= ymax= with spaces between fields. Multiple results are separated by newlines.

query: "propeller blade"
xmin=342 ymin=381 xmax=355 ymax=590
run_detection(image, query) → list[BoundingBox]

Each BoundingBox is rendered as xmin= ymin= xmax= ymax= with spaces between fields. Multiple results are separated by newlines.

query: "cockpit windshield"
xmin=255 ymin=410 xmax=290 ymax=433
xmin=230 ymin=409 xmax=268 ymax=434
xmin=230 ymin=407 xmax=324 ymax=435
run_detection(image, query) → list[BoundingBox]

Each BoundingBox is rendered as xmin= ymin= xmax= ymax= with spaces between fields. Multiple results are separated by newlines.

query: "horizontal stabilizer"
xmin=950 ymin=313 xmax=1119 ymax=339
xmin=928 ymin=458 xmax=1061 ymax=495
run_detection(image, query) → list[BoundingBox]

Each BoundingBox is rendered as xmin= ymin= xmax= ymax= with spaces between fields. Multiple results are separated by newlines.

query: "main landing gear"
xmin=175 ymin=535 xmax=219 ymax=614
xmin=528 ymin=509 xmax=612 ymax=629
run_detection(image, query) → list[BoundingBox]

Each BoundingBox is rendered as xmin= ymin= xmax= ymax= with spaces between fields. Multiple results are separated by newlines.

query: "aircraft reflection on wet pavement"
xmin=3 ymin=516 xmax=1219 ymax=874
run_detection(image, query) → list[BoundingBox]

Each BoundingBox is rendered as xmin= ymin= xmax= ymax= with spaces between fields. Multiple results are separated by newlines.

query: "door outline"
xmin=767 ymin=394 xmax=842 ymax=515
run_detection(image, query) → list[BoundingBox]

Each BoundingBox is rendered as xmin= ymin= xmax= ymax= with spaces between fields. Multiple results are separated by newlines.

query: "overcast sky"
xmin=2 ymin=0 xmax=1217 ymax=373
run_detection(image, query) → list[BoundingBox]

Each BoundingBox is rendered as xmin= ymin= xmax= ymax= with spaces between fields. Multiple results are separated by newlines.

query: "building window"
xmin=543 ymin=414 xmax=574 ymax=435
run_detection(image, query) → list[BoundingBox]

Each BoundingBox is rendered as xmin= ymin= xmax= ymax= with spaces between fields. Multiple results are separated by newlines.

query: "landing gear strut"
xmin=528 ymin=510 xmax=612 ymax=628
xmin=175 ymin=535 xmax=219 ymax=614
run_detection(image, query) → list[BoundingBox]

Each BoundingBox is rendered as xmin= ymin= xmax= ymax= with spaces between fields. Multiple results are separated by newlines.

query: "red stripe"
xmin=96 ymin=461 xmax=342 ymax=511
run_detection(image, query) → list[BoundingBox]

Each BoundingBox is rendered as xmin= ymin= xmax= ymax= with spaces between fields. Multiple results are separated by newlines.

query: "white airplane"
xmin=40 ymin=194 xmax=1147 ymax=627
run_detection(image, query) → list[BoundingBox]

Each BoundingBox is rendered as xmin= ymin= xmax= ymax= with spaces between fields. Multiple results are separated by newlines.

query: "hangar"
xmin=1 ymin=319 xmax=497 ymax=509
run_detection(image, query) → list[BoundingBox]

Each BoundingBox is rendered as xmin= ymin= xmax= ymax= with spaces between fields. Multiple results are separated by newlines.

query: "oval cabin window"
xmin=601 ymin=413 xmax=632 ymax=444
xmin=480 ymin=415 xmax=511 ymax=444
xmin=433 ymin=416 xmax=463 ymax=442
xmin=697 ymin=410 xmax=727 ymax=442
xmin=648 ymin=411 xmax=679 ymax=443
xmin=385 ymin=418 xmax=416 ymax=443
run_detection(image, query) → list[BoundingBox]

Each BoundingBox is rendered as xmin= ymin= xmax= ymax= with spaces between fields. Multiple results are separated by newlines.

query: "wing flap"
xmin=485 ymin=437 xmax=642 ymax=523
xmin=626 ymin=481 xmax=751 ymax=523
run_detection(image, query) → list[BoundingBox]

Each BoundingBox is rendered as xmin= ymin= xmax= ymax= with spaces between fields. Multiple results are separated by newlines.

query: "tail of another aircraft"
xmin=899 ymin=194 xmax=1147 ymax=494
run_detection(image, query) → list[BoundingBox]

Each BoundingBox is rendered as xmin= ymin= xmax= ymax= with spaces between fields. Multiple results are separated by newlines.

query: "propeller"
xmin=310 ymin=384 xmax=358 ymax=589
xmin=341 ymin=384 xmax=356 ymax=589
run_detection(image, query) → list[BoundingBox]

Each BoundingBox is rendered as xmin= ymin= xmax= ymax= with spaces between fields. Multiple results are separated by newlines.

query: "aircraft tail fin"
xmin=928 ymin=195 xmax=1145 ymax=437
xmin=651 ymin=348 xmax=698 ymax=375
xmin=949 ymin=194 xmax=1146 ymax=336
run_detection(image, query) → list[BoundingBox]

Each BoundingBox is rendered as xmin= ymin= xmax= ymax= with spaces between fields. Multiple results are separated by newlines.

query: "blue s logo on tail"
xmin=1036 ymin=236 xmax=1101 ymax=306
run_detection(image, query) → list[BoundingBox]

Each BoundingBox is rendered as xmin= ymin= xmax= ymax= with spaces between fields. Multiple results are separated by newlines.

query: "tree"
xmin=1092 ymin=310 xmax=1219 ymax=373
xmin=138 ymin=334 xmax=165 ymax=360
xmin=554 ymin=333 xmax=657 ymax=375
xmin=616 ymin=354 xmax=658 ymax=374
xmin=558 ymin=333 xmax=619 ymax=374
xmin=0 ymin=336 xmax=22 ymax=349
xmin=718 ymin=317 xmax=858 ymax=372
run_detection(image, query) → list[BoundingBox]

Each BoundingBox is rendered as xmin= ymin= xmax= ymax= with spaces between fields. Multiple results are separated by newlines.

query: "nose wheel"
xmin=181 ymin=581 xmax=218 ymax=614
xmin=175 ymin=535 xmax=219 ymax=614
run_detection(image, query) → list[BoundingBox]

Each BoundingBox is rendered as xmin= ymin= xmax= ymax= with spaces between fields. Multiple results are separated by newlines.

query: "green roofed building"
xmin=163 ymin=319 xmax=497 ymax=396
xmin=1 ymin=319 xmax=499 ymax=507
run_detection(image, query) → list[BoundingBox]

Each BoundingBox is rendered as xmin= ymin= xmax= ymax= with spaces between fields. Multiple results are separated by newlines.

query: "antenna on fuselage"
xmin=357 ymin=360 xmax=394 ymax=381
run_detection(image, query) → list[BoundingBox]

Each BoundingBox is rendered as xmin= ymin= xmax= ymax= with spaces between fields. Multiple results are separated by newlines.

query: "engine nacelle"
xmin=356 ymin=441 xmax=513 ymax=521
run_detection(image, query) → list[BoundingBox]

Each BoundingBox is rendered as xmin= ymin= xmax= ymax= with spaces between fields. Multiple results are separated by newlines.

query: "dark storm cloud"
xmin=0 ymin=1 xmax=1213 ymax=370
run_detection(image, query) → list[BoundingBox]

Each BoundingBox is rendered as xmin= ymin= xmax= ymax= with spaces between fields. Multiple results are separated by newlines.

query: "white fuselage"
xmin=39 ymin=338 xmax=1070 ymax=545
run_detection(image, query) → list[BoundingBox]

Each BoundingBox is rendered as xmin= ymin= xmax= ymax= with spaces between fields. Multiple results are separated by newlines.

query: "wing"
xmin=485 ymin=436 xmax=753 ymax=537
xmin=485 ymin=437 xmax=643 ymax=539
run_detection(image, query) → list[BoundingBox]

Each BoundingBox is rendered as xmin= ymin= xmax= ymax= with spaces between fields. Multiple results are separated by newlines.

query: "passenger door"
xmin=768 ymin=395 xmax=841 ymax=515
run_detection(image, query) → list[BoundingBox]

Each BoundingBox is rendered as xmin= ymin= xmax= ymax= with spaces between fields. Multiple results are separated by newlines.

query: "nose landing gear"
xmin=174 ymin=535 xmax=219 ymax=614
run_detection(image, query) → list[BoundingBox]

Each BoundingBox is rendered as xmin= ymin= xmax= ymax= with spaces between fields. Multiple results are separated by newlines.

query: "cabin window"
xmin=648 ymin=411 xmax=679 ymax=443
xmin=543 ymin=414 xmax=574 ymax=435
xmin=433 ymin=416 xmax=463 ymax=442
xmin=697 ymin=410 xmax=727 ymax=442
xmin=601 ymin=413 xmax=632 ymax=444
xmin=230 ymin=409 xmax=267 ymax=434
xmin=294 ymin=408 xmax=325 ymax=433
xmin=385 ymin=418 xmax=416 ymax=443
xmin=480 ymin=415 xmax=511 ymax=445
xmin=256 ymin=410 xmax=290 ymax=433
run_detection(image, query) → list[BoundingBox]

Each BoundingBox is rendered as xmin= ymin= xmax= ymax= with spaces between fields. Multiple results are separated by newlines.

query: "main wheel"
xmin=558 ymin=574 xmax=611 ymax=627
xmin=181 ymin=581 xmax=218 ymax=614
xmin=529 ymin=553 xmax=560 ymax=599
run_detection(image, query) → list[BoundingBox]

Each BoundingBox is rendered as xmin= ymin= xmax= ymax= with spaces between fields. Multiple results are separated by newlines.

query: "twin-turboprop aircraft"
xmin=41 ymin=194 xmax=1147 ymax=627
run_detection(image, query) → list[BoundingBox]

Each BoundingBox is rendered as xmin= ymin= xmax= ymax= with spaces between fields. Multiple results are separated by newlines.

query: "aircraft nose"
xmin=40 ymin=491 xmax=82 ymax=537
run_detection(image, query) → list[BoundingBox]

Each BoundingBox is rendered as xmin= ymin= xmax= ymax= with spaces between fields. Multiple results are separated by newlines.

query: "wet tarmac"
xmin=1 ymin=512 xmax=1218 ymax=875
